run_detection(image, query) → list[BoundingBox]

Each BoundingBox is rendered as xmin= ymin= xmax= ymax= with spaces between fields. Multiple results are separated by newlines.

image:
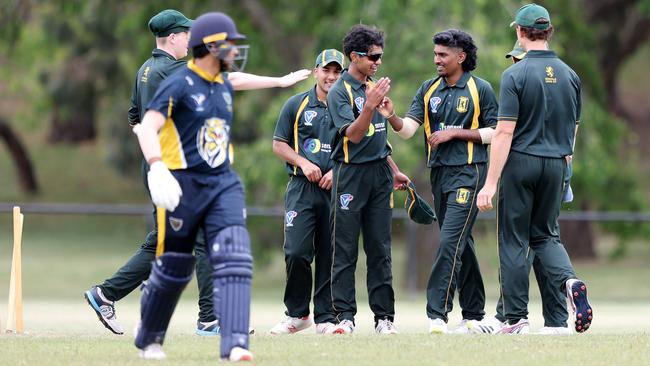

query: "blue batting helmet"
xmin=188 ymin=12 xmax=246 ymax=48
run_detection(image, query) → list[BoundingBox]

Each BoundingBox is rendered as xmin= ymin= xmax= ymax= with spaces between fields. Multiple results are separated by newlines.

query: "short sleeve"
xmin=497 ymin=71 xmax=519 ymax=122
xmin=273 ymin=96 xmax=299 ymax=143
xmin=327 ymin=85 xmax=355 ymax=135
xmin=479 ymin=81 xmax=498 ymax=128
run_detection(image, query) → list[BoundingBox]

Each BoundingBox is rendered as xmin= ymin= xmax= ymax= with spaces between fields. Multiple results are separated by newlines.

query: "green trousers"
xmin=497 ymin=152 xmax=576 ymax=323
xmin=282 ymin=176 xmax=335 ymax=324
xmin=97 ymin=160 xmax=215 ymax=323
xmin=495 ymin=249 xmax=568 ymax=327
xmin=426 ymin=163 xmax=486 ymax=322
xmin=330 ymin=159 xmax=395 ymax=324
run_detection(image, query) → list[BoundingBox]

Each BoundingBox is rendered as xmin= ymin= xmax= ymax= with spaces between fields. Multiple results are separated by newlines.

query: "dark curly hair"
xmin=432 ymin=29 xmax=477 ymax=72
xmin=519 ymin=24 xmax=554 ymax=42
xmin=342 ymin=24 xmax=385 ymax=61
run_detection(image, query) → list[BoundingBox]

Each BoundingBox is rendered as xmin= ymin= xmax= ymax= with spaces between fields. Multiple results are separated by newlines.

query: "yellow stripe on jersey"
xmin=343 ymin=81 xmax=355 ymax=163
xmin=155 ymin=207 xmax=166 ymax=257
xmin=229 ymin=143 xmax=234 ymax=164
xmin=466 ymin=77 xmax=481 ymax=164
xmin=293 ymin=96 xmax=310 ymax=174
xmin=159 ymin=96 xmax=185 ymax=169
xmin=423 ymin=79 xmax=443 ymax=162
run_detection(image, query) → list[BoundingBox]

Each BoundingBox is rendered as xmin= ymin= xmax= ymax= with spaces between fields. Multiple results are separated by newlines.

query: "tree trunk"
xmin=0 ymin=118 xmax=38 ymax=193
xmin=560 ymin=203 xmax=596 ymax=259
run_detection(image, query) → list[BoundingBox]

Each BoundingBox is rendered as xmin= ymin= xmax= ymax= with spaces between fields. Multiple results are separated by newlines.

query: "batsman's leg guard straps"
xmin=135 ymin=252 xmax=196 ymax=349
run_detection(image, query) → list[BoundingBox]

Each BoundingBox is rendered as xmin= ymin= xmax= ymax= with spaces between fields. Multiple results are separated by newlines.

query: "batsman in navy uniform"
xmin=269 ymin=49 xmax=344 ymax=335
xmin=132 ymin=12 xmax=254 ymax=361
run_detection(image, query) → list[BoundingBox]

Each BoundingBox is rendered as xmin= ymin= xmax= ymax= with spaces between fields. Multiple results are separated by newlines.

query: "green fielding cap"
xmin=404 ymin=182 xmax=437 ymax=225
xmin=510 ymin=3 xmax=551 ymax=30
xmin=505 ymin=40 xmax=527 ymax=59
xmin=315 ymin=49 xmax=345 ymax=68
xmin=148 ymin=9 xmax=193 ymax=37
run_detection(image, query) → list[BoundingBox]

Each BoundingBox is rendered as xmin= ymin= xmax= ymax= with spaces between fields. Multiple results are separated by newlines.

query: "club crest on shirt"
xmin=191 ymin=93 xmax=206 ymax=111
xmin=197 ymin=117 xmax=230 ymax=168
xmin=340 ymin=193 xmax=354 ymax=210
xmin=354 ymin=96 xmax=365 ymax=111
xmin=456 ymin=188 xmax=470 ymax=204
xmin=222 ymin=92 xmax=233 ymax=112
xmin=456 ymin=96 xmax=469 ymax=113
xmin=430 ymin=96 xmax=442 ymax=113
xmin=285 ymin=211 xmax=298 ymax=227
xmin=303 ymin=138 xmax=321 ymax=153
xmin=304 ymin=110 xmax=317 ymax=126
xmin=545 ymin=66 xmax=557 ymax=83
xmin=169 ymin=217 xmax=183 ymax=231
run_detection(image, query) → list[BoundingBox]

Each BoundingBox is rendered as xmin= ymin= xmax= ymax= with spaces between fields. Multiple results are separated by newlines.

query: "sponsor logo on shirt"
xmin=191 ymin=93 xmax=206 ymax=112
xmin=303 ymin=138 xmax=321 ymax=153
xmin=430 ymin=96 xmax=442 ymax=113
xmin=304 ymin=110 xmax=317 ymax=126
xmin=354 ymin=96 xmax=365 ymax=111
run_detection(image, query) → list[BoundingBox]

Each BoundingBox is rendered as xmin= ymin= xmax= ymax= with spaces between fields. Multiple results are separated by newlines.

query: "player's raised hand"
xmin=300 ymin=160 xmax=322 ymax=183
xmin=147 ymin=161 xmax=183 ymax=212
xmin=365 ymin=77 xmax=390 ymax=109
xmin=377 ymin=96 xmax=395 ymax=118
xmin=278 ymin=69 xmax=311 ymax=88
xmin=477 ymin=183 xmax=496 ymax=212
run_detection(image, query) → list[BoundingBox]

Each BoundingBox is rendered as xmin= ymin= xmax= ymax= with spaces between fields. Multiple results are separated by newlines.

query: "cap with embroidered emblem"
xmin=148 ymin=9 xmax=193 ymax=37
xmin=315 ymin=49 xmax=345 ymax=68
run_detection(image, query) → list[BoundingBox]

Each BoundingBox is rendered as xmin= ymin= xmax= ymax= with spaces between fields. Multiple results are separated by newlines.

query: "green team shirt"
xmin=498 ymin=50 xmax=581 ymax=158
xmin=328 ymin=70 xmax=391 ymax=164
xmin=405 ymin=72 xmax=498 ymax=168
xmin=128 ymin=48 xmax=186 ymax=125
xmin=273 ymin=86 xmax=336 ymax=176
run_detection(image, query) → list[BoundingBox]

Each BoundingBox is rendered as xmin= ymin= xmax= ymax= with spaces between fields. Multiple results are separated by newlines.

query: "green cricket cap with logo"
xmin=148 ymin=9 xmax=193 ymax=37
xmin=315 ymin=49 xmax=345 ymax=68
xmin=404 ymin=182 xmax=437 ymax=225
xmin=506 ymin=40 xmax=527 ymax=59
xmin=510 ymin=3 xmax=551 ymax=30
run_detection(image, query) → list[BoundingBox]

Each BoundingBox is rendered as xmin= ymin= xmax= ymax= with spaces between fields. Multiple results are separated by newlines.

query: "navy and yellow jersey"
xmin=498 ymin=50 xmax=581 ymax=158
xmin=146 ymin=59 xmax=234 ymax=174
xmin=327 ymin=70 xmax=391 ymax=164
xmin=273 ymin=86 xmax=336 ymax=176
xmin=129 ymin=49 xmax=187 ymax=125
xmin=405 ymin=72 xmax=498 ymax=168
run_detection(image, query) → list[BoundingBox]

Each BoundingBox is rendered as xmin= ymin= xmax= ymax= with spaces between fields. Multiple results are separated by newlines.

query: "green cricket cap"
xmin=148 ymin=9 xmax=193 ymax=37
xmin=315 ymin=49 xmax=345 ymax=68
xmin=404 ymin=182 xmax=437 ymax=225
xmin=510 ymin=3 xmax=551 ymax=30
xmin=505 ymin=40 xmax=527 ymax=59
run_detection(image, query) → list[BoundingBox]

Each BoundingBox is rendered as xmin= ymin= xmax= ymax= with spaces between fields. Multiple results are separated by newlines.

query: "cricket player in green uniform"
xmin=84 ymin=9 xmax=311 ymax=336
xmin=477 ymin=3 xmax=593 ymax=334
xmin=327 ymin=24 xmax=409 ymax=335
xmin=385 ymin=29 xmax=497 ymax=334
xmin=269 ymin=49 xmax=345 ymax=335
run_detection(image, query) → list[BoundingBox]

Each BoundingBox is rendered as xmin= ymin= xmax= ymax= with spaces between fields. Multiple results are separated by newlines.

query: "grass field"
xmin=0 ymin=214 xmax=649 ymax=365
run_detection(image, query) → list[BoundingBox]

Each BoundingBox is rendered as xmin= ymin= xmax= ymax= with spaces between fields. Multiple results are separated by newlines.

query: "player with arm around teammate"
xmin=477 ymin=3 xmax=593 ymax=334
xmin=132 ymin=12 xmax=255 ymax=361
xmin=269 ymin=49 xmax=345 ymax=335
xmin=84 ymin=9 xmax=310 ymax=337
xmin=383 ymin=29 xmax=497 ymax=334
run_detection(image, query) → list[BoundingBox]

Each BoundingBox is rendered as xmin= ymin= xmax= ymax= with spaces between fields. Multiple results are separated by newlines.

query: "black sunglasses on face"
xmin=355 ymin=51 xmax=383 ymax=62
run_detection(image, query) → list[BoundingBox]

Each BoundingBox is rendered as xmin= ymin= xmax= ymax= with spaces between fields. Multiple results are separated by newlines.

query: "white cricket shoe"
xmin=228 ymin=346 xmax=254 ymax=362
xmin=496 ymin=319 xmax=530 ymax=334
xmin=332 ymin=319 xmax=355 ymax=334
xmin=428 ymin=318 xmax=448 ymax=334
xmin=270 ymin=316 xmax=312 ymax=335
xmin=315 ymin=322 xmax=337 ymax=334
xmin=450 ymin=319 xmax=470 ymax=334
xmin=84 ymin=286 xmax=124 ymax=335
xmin=467 ymin=317 xmax=505 ymax=334
xmin=536 ymin=326 xmax=572 ymax=335
xmin=375 ymin=319 xmax=398 ymax=334
xmin=139 ymin=343 xmax=166 ymax=360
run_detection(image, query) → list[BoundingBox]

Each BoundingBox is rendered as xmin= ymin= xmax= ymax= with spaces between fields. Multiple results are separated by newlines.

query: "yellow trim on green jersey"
xmin=423 ymin=78 xmax=443 ymax=162
xmin=187 ymin=59 xmax=224 ymax=83
xmin=159 ymin=96 xmax=186 ymax=170
xmin=466 ymin=77 xmax=481 ymax=164
xmin=343 ymin=81 xmax=356 ymax=163
xmin=155 ymin=207 xmax=166 ymax=257
xmin=293 ymin=95 xmax=310 ymax=174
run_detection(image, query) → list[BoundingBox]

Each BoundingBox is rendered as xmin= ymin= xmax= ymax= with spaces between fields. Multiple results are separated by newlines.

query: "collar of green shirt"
xmin=152 ymin=48 xmax=176 ymax=60
xmin=340 ymin=69 xmax=374 ymax=90
xmin=524 ymin=50 xmax=557 ymax=58
xmin=439 ymin=71 xmax=471 ymax=90
xmin=307 ymin=85 xmax=326 ymax=107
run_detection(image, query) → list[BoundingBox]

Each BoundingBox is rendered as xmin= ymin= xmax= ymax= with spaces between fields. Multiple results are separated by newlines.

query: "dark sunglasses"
xmin=355 ymin=51 xmax=383 ymax=62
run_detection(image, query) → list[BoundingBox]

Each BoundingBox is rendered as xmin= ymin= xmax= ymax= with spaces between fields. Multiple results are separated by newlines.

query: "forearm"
xmin=345 ymin=106 xmax=375 ymax=143
xmin=484 ymin=125 xmax=514 ymax=186
xmin=386 ymin=112 xmax=402 ymax=132
xmin=452 ymin=129 xmax=483 ymax=143
xmin=386 ymin=155 xmax=401 ymax=175
xmin=229 ymin=72 xmax=282 ymax=90
xmin=272 ymin=140 xmax=310 ymax=168
xmin=132 ymin=110 xmax=165 ymax=164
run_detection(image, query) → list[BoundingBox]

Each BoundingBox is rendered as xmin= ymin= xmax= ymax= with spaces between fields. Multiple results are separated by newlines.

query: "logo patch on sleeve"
xmin=456 ymin=188 xmax=471 ymax=205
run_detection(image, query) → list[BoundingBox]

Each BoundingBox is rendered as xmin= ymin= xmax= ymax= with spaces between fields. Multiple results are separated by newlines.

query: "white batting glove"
xmin=147 ymin=161 xmax=182 ymax=212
